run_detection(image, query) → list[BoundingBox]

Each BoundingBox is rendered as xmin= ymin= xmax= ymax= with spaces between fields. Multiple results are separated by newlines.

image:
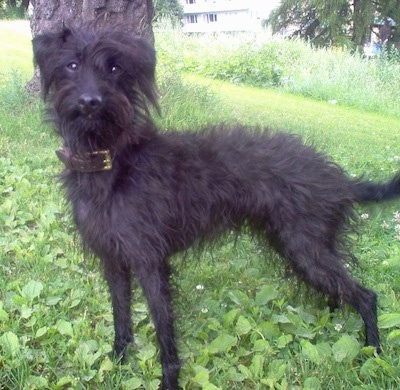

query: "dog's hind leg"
xmin=103 ymin=261 xmax=134 ymax=358
xmin=135 ymin=259 xmax=181 ymax=390
xmin=281 ymin=236 xmax=380 ymax=351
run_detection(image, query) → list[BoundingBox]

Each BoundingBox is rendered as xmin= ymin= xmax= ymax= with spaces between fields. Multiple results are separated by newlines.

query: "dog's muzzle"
xmin=56 ymin=147 xmax=112 ymax=172
xmin=78 ymin=93 xmax=103 ymax=116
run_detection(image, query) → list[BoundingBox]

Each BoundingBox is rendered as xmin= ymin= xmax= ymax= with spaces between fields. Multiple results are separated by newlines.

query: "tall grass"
xmin=155 ymin=64 xmax=223 ymax=130
xmin=155 ymin=26 xmax=400 ymax=118
xmin=0 ymin=71 xmax=49 ymax=161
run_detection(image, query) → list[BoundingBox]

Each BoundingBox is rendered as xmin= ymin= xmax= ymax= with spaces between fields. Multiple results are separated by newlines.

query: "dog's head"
xmin=32 ymin=25 xmax=159 ymax=152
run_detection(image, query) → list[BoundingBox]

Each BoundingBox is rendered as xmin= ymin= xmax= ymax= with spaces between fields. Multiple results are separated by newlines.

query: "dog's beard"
xmin=52 ymin=88 xmax=134 ymax=153
xmin=59 ymin=118 xmax=119 ymax=153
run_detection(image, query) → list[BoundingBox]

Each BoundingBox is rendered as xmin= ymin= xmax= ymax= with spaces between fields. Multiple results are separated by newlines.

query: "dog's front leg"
xmin=103 ymin=261 xmax=134 ymax=359
xmin=136 ymin=259 xmax=181 ymax=390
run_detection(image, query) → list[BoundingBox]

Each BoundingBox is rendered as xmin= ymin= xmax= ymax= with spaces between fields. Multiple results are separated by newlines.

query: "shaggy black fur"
xmin=33 ymin=25 xmax=400 ymax=389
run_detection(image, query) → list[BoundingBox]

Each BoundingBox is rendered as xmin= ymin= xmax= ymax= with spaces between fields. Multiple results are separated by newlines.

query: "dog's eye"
xmin=110 ymin=65 xmax=122 ymax=75
xmin=67 ymin=62 xmax=79 ymax=71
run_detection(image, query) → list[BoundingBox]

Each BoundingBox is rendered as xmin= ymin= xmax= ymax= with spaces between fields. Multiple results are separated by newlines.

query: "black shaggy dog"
xmin=33 ymin=25 xmax=400 ymax=389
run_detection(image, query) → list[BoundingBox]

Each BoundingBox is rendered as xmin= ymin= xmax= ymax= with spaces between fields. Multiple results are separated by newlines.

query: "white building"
xmin=180 ymin=0 xmax=280 ymax=33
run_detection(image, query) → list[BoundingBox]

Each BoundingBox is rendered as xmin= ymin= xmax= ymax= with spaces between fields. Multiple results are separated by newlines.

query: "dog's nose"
xmin=78 ymin=93 xmax=102 ymax=115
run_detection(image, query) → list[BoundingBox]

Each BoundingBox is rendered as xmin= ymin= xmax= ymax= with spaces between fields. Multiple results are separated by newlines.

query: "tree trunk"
xmin=28 ymin=0 xmax=155 ymax=92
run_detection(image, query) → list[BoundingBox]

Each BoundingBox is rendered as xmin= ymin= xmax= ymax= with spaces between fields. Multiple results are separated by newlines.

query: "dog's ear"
xmin=32 ymin=28 xmax=72 ymax=97
xmin=129 ymin=38 xmax=159 ymax=110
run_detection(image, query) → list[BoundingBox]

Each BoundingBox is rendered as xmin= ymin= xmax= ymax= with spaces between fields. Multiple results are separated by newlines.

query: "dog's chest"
xmin=74 ymin=197 xmax=92 ymax=224
xmin=73 ymin=195 xmax=109 ymax=241
xmin=67 ymin=174 xmax=117 ymax=237
xmin=72 ymin=193 xmax=129 ymax=258
xmin=68 ymin=170 xmax=150 ymax=249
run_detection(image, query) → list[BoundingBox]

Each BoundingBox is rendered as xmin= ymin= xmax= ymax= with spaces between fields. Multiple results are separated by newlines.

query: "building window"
xmin=187 ymin=14 xmax=198 ymax=23
xmin=208 ymin=14 xmax=217 ymax=22
xmin=186 ymin=0 xmax=196 ymax=4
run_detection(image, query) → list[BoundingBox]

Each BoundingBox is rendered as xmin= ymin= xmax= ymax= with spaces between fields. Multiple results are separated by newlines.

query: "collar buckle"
xmin=56 ymin=147 xmax=113 ymax=172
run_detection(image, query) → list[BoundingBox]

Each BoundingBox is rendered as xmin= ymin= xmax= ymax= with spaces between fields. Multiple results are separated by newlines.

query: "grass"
xmin=1 ymin=20 xmax=400 ymax=389
xmin=0 ymin=20 xmax=33 ymax=79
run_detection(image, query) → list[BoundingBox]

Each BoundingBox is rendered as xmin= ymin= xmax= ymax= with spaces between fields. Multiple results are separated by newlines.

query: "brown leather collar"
xmin=56 ymin=146 xmax=112 ymax=172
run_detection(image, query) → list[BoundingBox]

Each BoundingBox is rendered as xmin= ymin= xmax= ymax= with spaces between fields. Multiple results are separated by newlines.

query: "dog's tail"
xmin=353 ymin=173 xmax=400 ymax=203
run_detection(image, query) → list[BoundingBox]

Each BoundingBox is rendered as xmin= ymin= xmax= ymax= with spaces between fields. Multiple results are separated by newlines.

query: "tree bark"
xmin=28 ymin=0 xmax=155 ymax=92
